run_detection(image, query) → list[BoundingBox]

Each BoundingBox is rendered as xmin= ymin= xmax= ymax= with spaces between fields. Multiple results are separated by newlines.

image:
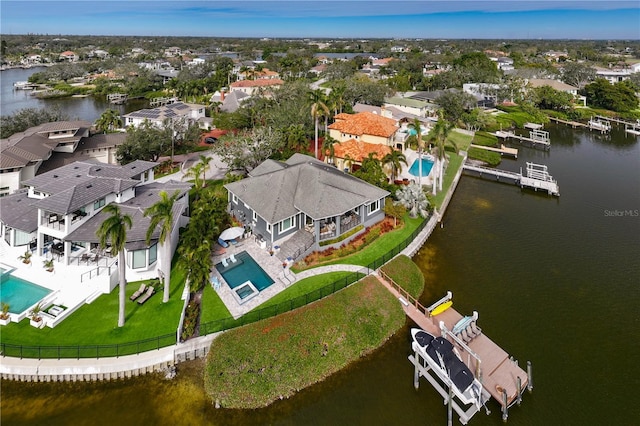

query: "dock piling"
xmin=527 ymin=361 xmax=533 ymax=392
xmin=413 ymin=351 xmax=420 ymax=390
xmin=516 ymin=376 xmax=522 ymax=406
xmin=502 ymin=389 xmax=508 ymax=422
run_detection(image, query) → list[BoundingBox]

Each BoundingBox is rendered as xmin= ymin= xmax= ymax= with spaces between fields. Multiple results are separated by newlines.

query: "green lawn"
xmin=429 ymin=152 xmax=464 ymax=209
xmin=379 ymin=254 xmax=425 ymax=299
xmin=0 ymin=268 xmax=186 ymax=350
xmin=203 ymin=276 xmax=405 ymax=409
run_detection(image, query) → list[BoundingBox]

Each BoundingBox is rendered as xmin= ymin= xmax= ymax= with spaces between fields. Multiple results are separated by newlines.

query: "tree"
xmin=144 ymin=190 xmax=180 ymax=303
xmin=309 ymin=89 xmax=329 ymax=159
xmin=353 ymin=152 xmax=387 ymax=188
xmin=210 ymin=127 xmax=284 ymax=174
xmin=95 ymin=109 xmax=123 ymax=133
xmin=384 ymin=197 xmax=406 ymax=228
xmin=382 ymin=149 xmax=408 ymax=182
xmin=561 ymin=62 xmax=596 ymax=89
xmin=96 ymin=204 xmax=132 ymax=327
xmin=435 ymin=90 xmax=477 ymax=125
xmin=395 ymin=183 xmax=430 ymax=219
xmin=0 ymin=107 xmax=69 ymax=139
xmin=529 ymin=85 xmax=575 ymax=111
xmin=183 ymin=162 xmax=205 ymax=192
xmin=197 ymin=154 xmax=213 ymax=187
xmin=462 ymin=108 xmax=493 ymax=133
xmin=117 ymin=120 xmax=170 ymax=164
xmin=584 ymin=79 xmax=639 ymax=112
xmin=428 ymin=112 xmax=455 ymax=194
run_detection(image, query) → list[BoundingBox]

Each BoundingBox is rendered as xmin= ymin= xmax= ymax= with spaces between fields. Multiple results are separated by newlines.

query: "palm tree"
xmin=429 ymin=111 xmax=456 ymax=193
xmin=407 ymin=118 xmax=425 ymax=185
xmin=144 ymin=190 xmax=180 ymax=303
xmin=197 ymin=154 xmax=213 ymax=187
xmin=395 ymin=182 xmax=430 ymax=219
xmin=309 ymin=89 xmax=329 ymax=159
xmin=322 ymin=135 xmax=337 ymax=164
xmin=183 ymin=162 xmax=204 ymax=192
xmin=96 ymin=204 xmax=132 ymax=327
xmin=382 ymin=149 xmax=408 ymax=182
xmin=96 ymin=109 xmax=123 ymax=133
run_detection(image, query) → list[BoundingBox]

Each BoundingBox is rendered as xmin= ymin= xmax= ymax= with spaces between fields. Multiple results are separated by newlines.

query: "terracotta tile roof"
xmin=328 ymin=111 xmax=398 ymax=138
xmin=332 ymin=139 xmax=391 ymax=163
xmin=230 ymin=78 xmax=284 ymax=88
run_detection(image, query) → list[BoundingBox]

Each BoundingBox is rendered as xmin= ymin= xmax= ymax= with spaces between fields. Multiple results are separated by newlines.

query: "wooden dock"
xmin=107 ymin=93 xmax=128 ymax=105
xmin=494 ymin=130 xmax=551 ymax=150
xmin=462 ymin=161 xmax=560 ymax=196
xmin=587 ymin=117 xmax=611 ymax=133
xmin=377 ymin=273 xmax=531 ymax=423
xmin=470 ymin=144 xmax=518 ymax=158
xmin=549 ymin=116 xmax=587 ymax=128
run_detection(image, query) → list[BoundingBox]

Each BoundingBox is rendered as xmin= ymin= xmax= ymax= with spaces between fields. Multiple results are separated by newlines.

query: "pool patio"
xmin=211 ymin=235 xmax=299 ymax=318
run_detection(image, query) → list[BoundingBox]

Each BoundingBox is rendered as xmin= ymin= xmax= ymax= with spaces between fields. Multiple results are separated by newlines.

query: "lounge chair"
xmin=221 ymin=258 xmax=229 ymax=267
xmin=469 ymin=322 xmax=482 ymax=337
xmin=211 ymin=276 xmax=221 ymax=290
xmin=229 ymin=253 xmax=237 ymax=263
xmin=137 ymin=286 xmax=155 ymax=305
xmin=218 ymin=237 xmax=229 ymax=248
xmin=229 ymin=239 xmax=238 ymax=245
xmin=130 ymin=284 xmax=147 ymax=301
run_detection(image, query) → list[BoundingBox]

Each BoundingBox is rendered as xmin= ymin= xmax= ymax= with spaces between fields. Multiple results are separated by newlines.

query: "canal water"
xmin=2 ymin=68 xmax=639 ymax=425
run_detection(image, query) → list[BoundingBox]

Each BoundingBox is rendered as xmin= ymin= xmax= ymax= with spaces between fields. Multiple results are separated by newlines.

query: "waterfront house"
xmin=123 ymin=102 xmax=206 ymax=130
xmin=228 ymin=78 xmax=284 ymax=97
xmin=224 ymin=154 xmax=388 ymax=257
xmin=0 ymin=121 xmax=124 ymax=196
xmin=327 ymin=111 xmax=401 ymax=170
xmin=0 ymin=160 xmax=191 ymax=293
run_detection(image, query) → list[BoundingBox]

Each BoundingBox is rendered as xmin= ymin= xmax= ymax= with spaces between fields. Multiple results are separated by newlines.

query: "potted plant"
xmin=43 ymin=258 xmax=54 ymax=272
xmin=29 ymin=303 xmax=44 ymax=328
xmin=18 ymin=251 xmax=32 ymax=264
xmin=0 ymin=302 xmax=10 ymax=325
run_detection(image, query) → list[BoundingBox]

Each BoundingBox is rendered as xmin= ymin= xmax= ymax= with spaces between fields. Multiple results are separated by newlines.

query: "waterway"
xmin=0 ymin=67 xmax=147 ymax=121
xmin=2 ymin=68 xmax=639 ymax=424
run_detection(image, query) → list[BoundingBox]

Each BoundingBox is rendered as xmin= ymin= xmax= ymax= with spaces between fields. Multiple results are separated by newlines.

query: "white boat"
xmin=13 ymin=81 xmax=30 ymax=89
xmin=411 ymin=328 xmax=484 ymax=409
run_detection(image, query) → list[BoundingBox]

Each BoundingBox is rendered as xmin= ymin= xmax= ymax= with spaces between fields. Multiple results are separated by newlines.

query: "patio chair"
xmin=469 ymin=322 xmax=482 ymax=337
xmin=81 ymin=253 xmax=91 ymax=264
xmin=221 ymin=258 xmax=229 ymax=267
xmin=137 ymin=286 xmax=155 ymax=305
xmin=229 ymin=253 xmax=237 ymax=263
xmin=211 ymin=276 xmax=221 ymax=290
xmin=218 ymin=237 xmax=229 ymax=248
xmin=130 ymin=284 xmax=147 ymax=301
xmin=229 ymin=239 xmax=238 ymax=245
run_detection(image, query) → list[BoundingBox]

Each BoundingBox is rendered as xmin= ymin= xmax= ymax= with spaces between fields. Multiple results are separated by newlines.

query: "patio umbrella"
xmin=219 ymin=226 xmax=244 ymax=241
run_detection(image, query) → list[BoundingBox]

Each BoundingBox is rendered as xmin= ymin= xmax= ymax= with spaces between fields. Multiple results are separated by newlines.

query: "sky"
xmin=1 ymin=1 xmax=639 ymax=40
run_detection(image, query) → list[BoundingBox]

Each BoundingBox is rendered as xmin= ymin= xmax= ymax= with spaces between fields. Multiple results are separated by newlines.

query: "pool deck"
xmin=399 ymin=148 xmax=435 ymax=185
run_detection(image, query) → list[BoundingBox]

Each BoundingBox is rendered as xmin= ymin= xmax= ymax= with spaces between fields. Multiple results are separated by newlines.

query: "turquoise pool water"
xmin=0 ymin=273 xmax=52 ymax=314
xmin=216 ymin=251 xmax=275 ymax=291
xmin=408 ymin=157 xmax=434 ymax=177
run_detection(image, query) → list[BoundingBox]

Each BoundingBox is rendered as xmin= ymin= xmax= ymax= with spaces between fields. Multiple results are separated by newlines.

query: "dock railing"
xmin=378 ymin=269 xmax=431 ymax=318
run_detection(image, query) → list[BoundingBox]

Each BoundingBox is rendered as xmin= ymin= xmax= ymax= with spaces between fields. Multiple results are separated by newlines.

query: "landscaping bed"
xmin=203 ymin=275 xmax=405 ymax=408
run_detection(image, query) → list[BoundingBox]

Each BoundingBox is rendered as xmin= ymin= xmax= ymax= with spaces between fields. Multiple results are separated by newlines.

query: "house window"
xmin=149 ymin=243 xmax=157 ymax=265
xmin=132 ymin=249 xmax=146 ymax=269
xmin=368 ymin=199 xmax=380 ymax=214
xmin=266 ymin=223 xmax=272 ymax=233
xmin=232 ymin=194 xmax=238 ymax=204
xmin=280 ymin=216 xmax=296 ymax=233
xmin=93 ymin=197 xmax=106 ymax=209
xmin=252 ymin=211 xmax=257 ymax=221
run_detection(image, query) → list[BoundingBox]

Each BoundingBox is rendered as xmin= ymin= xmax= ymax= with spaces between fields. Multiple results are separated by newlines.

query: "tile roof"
xmin=332 ymin=139 xmax=392 ymax=163
xmin=0 ymin=190 xmax=39 ymax=233
xmin=328 ymin=111 xmax=398 ymax=138
xmin=225 ymin=153 xmax=388 ymax=222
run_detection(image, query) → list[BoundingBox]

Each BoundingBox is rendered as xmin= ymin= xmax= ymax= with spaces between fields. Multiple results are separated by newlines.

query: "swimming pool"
xmin=408 ymin=157 xmax=435 ymax=177
xmin=216 ymin=251 xmax=275 ymax=291
xmin=0 ymin=273 xmax=52 ymax=314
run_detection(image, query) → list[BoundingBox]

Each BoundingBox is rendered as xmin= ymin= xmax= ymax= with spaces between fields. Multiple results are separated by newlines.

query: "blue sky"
xmin=1 ymin=1 xmax=639 ymax=39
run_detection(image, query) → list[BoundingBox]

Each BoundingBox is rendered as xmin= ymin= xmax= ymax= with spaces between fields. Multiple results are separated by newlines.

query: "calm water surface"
xmin=2 ymin=73 xmax=639 ymax=424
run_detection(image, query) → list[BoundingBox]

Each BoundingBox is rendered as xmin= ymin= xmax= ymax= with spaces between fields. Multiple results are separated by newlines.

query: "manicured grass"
xmin=203 ymin=276 xmax=405 ymax=409
xmin=449 ymin=129 xmax=473 ymax=152
xmin=468 ymin=147 xmax=501 ymax=166
xmin=379 ymin=254 xmax=425 ymax=299
xmin=200 ymin=283 xmax=233 ymax=324
xmin=0 ymin=269 xmax=186 ymax=348
xmin=254 ymin=271 xmax=364 ymax=309
xmin=429 ymin=152 xmax=464 ymax=209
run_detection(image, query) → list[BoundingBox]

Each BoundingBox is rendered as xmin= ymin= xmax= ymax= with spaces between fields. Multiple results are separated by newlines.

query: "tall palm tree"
xmin=429 ymin=112 xmax=456 ymax=193
xmin=198 ymin=154 xmax=213 ymax=187
xmin=96 ymin=204 xmax=132 ymax=327
xmin=309 ymin=89 xmax=329 ymax=159
xmin=406 ymin=118 xmax=425 ymax=185
xmin=382 ymin=149 xmax=408 ymax=182
xmin=96 ymin=109 xmax=123 ymax=133
xmin=183 ymin=162 xmax=204 ymax=192
xmin=144 ymin=190 xmax=180 ymax=303
xmin=322 ymin=135 xmax=337 ymax=164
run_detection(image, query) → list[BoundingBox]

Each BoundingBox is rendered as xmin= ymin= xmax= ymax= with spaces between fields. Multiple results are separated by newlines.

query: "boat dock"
xmin=587 ymin=117 xmax=611 ymax=133
xmin=462 ymin=161 xmax=560 ymax=196
xmin=377 ymin=274 xmax=532 ymax=424
xmin=107 ymin=93 xmax=128 ymax=104
xmin=549 ymin=116 xmax=587 ymax=128
xmin=494 ymin=129 xmax=551 ymax=150
xmin=469 ymin=144 xmax=518 ymax=158
xmin=625 ymin=121 xmax=640 ymax=136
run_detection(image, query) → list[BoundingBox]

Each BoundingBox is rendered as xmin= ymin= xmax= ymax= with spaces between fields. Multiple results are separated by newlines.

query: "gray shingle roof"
xmin=0 ymin=190 xmax=39 ymax=233
xmin=225 ymin=155 xmax=389 ymax=223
